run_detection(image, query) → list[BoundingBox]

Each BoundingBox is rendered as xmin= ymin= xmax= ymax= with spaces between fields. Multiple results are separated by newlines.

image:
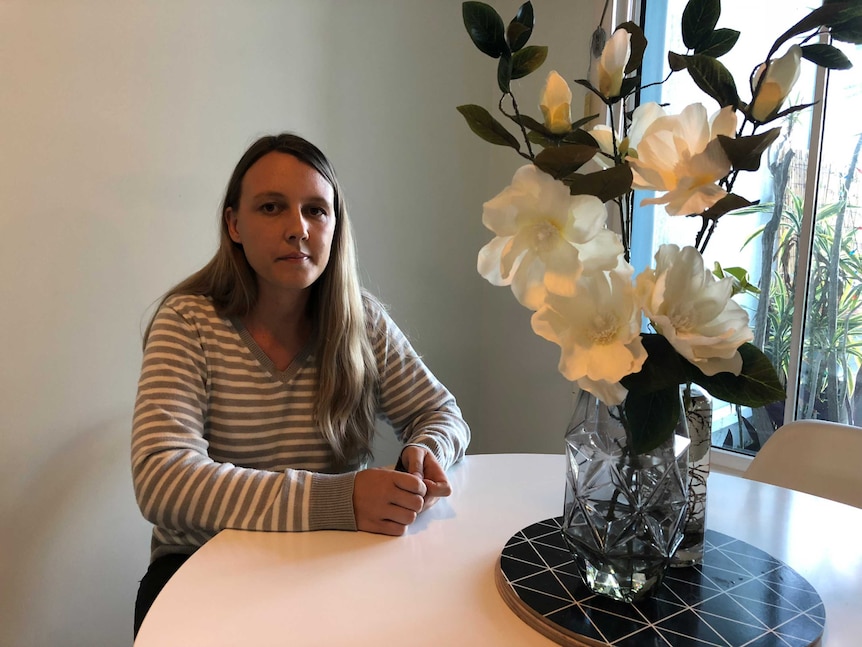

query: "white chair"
xmin=744 ymin=419 xmax=862 ymax=509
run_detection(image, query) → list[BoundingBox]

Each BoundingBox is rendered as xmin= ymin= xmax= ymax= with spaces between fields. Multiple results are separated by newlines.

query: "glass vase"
xmin=561 ymin=388 xmax=690 ymax=603
xmin=671 ymin=385 xmax=712 ymax=567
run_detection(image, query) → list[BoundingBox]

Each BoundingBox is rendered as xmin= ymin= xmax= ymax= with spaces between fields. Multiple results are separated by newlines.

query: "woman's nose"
xmin=284 ymin=209 xmax=308 ymax=241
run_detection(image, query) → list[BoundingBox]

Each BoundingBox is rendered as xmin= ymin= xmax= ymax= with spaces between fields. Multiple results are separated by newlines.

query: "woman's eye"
xmin=307 ymin=206 xmax=328 ymax=218
xmin=260 ymin=202 xmax=280 ymax=214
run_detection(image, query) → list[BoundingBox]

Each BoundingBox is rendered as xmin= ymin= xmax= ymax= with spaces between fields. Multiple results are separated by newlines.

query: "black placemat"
xmin=498 ymin=518 xmax=825 ymax=646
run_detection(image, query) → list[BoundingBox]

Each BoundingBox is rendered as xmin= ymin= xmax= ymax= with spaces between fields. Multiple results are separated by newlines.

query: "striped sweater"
xmin=132 ymin=294 xmax=470 ymax=560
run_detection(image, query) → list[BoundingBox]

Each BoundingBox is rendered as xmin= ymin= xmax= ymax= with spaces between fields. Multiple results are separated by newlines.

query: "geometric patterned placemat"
xmin=496 ymin=518 xmax=825 ymax=647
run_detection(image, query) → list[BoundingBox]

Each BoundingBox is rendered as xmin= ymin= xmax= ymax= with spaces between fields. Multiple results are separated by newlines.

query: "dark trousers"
xmin=133 ymin=553 xmax=191 ymax=638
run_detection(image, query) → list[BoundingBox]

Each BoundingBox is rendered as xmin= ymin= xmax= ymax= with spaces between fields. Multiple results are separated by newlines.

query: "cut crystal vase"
xmin=561 ymin=389 xmax=690 ymax=603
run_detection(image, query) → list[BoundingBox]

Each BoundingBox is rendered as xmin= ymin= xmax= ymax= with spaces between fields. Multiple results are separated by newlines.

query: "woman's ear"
xmin=225 ymin=208 xmax=241 ymax=244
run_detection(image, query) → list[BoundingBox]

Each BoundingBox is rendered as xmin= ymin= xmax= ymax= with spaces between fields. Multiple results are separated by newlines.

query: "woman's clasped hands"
xmin=352 ymin=445 xmax=452 ymax=536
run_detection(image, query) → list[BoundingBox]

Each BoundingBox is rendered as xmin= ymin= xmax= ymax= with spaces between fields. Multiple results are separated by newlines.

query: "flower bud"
xmin=749 ymin=45 xmax=802 ymax=123
xmin=588 ymin=125 xmax=617 ymax=169
xmin=597 ymin=28 xmax=631 ymax=98
xmin=539 ymin=71 xmax=573 ymax=134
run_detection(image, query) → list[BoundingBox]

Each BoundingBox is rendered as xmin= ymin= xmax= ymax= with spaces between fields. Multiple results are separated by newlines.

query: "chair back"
xmin=744 ymin=419 xmax=862 ymax=508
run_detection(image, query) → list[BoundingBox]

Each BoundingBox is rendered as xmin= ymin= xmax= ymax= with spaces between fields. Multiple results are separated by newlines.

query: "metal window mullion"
xmin=590 ymin=0 xmax=641 ymax=239
xmin=784 ymin=61 xmax=831 ymax=424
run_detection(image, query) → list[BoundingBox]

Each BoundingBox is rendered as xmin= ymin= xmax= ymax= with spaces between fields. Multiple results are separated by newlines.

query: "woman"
xmin=131 ymin=133 xmax=470 ymax=635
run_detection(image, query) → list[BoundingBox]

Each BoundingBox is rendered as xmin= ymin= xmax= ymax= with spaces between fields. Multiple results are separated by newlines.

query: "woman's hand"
xmin=353 ymin=468 xmax=426 ymax=536
xmin=353 ymin=447 xmax=452 ymax=536
xmin=399 ymin=445 xmax=452 ymax=510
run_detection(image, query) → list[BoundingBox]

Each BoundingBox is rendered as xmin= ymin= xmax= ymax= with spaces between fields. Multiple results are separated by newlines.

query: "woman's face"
xmin=226 ymin=152 xmax=336 ymax=302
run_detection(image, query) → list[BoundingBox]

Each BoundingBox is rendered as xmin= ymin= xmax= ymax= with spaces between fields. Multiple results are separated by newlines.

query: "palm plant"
xmin=742 ymin=165 xmax=862 ymax=427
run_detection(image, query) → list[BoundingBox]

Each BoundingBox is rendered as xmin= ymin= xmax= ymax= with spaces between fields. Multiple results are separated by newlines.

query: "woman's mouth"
xmin=278 ymin=253 xmax=309 ymax=262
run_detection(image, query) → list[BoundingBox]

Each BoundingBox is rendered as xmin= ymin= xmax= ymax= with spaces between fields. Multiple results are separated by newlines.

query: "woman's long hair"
xmin=145 ymin=133 xmax=378 ymax=467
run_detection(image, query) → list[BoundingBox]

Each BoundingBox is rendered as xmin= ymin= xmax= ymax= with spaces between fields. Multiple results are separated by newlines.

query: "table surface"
xmin=135 ymin=453 xmax=862 ymax=647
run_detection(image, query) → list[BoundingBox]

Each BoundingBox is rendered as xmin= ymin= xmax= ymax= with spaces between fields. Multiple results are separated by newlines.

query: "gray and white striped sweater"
xmin=132 ymin=294 xmax=469 ymax=560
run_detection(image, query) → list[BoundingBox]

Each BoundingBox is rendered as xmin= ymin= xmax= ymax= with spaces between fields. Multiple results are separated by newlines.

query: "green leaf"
xmin=801 ymin=43 xmax=853 ymax=70
xmin=573 ymin=78 xmax=599 ymax=95
xmin=717 ymin=128 xmax=781 ymax=171
xmin=695 ymin=28 xmax=740 ymax=58
xmin=563 ymin=126 xmax=599 ymax=146
xmin=509 ymin=114 xmax=556 ymax=137
xmin=772 ymin=101 xmax=817 ymax=122
xmin=462 ymin=1 xmax=508 ymax=59
xmin=617 ymin=21 xmax=648 ymax=73
xmin=692 ymin=343 xmax=785 ymax=407
xmin=618 ymin=75 xmax=640 ymax=99
xmin=625 ymin=386 xmax=682 ymax=454
xmin=497 ymin=52 xmax=512 ymax=92
xmin=769 ymin=2 xmax=861 ymax=58
xmin=667 ymin=51 xmax=689 ymax=71
xmin=700 ymin=193 xmax=757 ymax=220
xmin=621 ymin=334 xmax=691 ymax=393
xmin=682 ymin=0 xmax=721 ymax=50
xmin=506 ymin=1 xmax=534 ymax=51
xmin=527 ymin=131 xmax=559 ymax=148
xmin=615 ymin=333 xmax=783 ymax=452
xmin=685 ymin=54 xmax=740 ymax=108
xmin=713 ymin=263 xmax=761 ymax=296
xmin=508 ymin=112 xmax=554 ymax=137
xmin=456 ymin=104 xmax=521 ymax=149
xmin=511 ymin=45 xmax=548 ymax=79
xmin=831 ymin=15 xmax=862 ymax=44
xmin=563 ymin=164 xmax=633 ymax=202
xmin=534 ymin=145 xmax=598 ymax=179
xmin=506 ymin=23 xmax=530 ymax=52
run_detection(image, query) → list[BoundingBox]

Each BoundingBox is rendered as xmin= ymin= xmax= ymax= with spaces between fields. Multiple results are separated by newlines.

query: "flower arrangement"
xmin=459 ymin=0 xmax=860 ymax=452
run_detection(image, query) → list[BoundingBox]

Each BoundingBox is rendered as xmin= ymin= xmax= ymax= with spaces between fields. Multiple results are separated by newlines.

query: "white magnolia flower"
xmin=572 ymin=228 xmax=626 ymax=274
xmin=590 ymin=102 xmax=666 ymax=169
xmin=589 ymin=124 xmax=617 ymax=170
xmin=576 ymin=376 xmax=629 ymax=407
xmin=540 ymin=71 xmax=573 ymax=134
xmin=597 ymin=28 xmax=631 ymax=98
xmin=531 ymin=265 xmax=646 ymax=405
xmin=627 ymin=102 xmax=666 ymax=154
xmin=636 ymin=244 xmax=753 ymax=376
xmin=478 ymin=165 xmax=617 ymax=310
xmin=629 ymin=103 xmax=737 ymax=216
xmin=750 ymin=45 xmax=802 ymax=123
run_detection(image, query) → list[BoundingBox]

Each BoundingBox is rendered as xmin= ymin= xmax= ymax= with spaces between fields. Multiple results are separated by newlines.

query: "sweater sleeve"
xmin=368 ymin=299 xmax=471 ymax=468
xmin=131 ymin=301 xmax=357 ymax=548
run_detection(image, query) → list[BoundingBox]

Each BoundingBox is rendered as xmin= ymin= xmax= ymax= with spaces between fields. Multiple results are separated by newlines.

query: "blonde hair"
xmin=146 ymin=134 xmax=378 ymax=467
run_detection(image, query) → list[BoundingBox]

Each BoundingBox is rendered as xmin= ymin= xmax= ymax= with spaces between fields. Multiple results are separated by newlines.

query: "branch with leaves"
xmin=458 ymin=0 xmax=860 ymax=451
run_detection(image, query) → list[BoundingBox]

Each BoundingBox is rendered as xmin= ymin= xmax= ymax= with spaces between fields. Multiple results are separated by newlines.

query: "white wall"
xmin=0 ymin=1 xmax=594 ymax=645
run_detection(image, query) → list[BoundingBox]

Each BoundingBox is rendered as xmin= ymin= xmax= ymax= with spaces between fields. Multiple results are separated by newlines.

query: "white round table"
xmin=135 ymin=453 xmax=862 ymax=646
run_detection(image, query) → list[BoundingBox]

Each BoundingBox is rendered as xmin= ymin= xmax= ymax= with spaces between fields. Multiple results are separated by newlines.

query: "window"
xmin=637 ymin=0 xmax=862 ymax=456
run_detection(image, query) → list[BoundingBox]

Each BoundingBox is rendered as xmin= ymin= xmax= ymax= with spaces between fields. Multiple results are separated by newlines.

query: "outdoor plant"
xmin=745 ymin=190 xmax=862 ymax=424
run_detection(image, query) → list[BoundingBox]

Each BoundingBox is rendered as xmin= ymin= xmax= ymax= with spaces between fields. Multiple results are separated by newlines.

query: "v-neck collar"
xmin=230 ymin=316 xmax=314 ymax=383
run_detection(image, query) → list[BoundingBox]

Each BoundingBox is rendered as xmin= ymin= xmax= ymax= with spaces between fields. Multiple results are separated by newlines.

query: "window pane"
xmin=640 ymin=0 xmax=855 ymax=454
xmin=798 ymin=41 xmax=862 ymax=424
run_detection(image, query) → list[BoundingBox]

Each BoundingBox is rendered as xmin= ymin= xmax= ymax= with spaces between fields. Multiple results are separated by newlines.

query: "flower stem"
xmin=500 ymin=92 xmax=535 ymax=161
xmin=699 ymin=219 xmax=719 ymax=254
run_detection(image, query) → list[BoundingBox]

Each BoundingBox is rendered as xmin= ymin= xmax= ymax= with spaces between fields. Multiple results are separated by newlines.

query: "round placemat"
xmin=496 ymin=518 xmax=825 ymax=646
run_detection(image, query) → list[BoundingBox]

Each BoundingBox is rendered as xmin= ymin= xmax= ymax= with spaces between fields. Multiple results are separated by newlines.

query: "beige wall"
xmin=0 ymin=1 xmax=594 ymax=644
